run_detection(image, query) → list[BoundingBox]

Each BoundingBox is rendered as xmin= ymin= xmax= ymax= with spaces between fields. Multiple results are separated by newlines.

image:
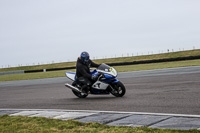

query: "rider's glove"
xmin=91 ymin=75 xmax=98 ymax=81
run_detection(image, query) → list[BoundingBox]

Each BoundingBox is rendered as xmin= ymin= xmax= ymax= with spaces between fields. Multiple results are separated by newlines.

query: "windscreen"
xmin=98 ymin=63 xmax=112 ymax=72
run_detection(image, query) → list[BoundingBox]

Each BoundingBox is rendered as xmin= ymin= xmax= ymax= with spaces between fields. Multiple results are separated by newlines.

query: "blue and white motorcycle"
xmin=65 ymin=63 xmax=126 ymax=98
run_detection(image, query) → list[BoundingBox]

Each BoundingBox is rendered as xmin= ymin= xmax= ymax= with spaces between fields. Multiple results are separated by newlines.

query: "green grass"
xmin=1 ymin=115 xmax=199 ymax=133
xmin=0 ymin=69 xmax=75 ymax=81
xmin=1 ymin=49 xmax=200 ymax=72
xmin=0 ymin=59 xmax=200 ymax=81
xmin=115 ymin=59 xmax=200 ymax=72
xmin=0 ymin=49 xmax=200 ymax=81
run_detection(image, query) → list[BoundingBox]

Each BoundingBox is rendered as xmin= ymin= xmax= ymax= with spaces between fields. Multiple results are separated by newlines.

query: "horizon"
xmin=1 ymin=48 xmax=199 ymax=69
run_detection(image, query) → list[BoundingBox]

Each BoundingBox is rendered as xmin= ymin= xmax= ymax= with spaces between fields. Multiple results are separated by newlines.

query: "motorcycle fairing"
xmin=65 ymin=72 xmax=76 ymax=81
xmin=92 ymin=80 xmax=109 ymax=90
xmin=97 ymin=69 xmax=117 ymax=77
xmin=91 ymin=69 xmax=119 ymax=84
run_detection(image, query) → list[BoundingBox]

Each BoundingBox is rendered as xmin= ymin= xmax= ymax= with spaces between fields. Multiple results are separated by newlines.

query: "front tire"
xmin=110 ymin=81 xmax=126 ymax=97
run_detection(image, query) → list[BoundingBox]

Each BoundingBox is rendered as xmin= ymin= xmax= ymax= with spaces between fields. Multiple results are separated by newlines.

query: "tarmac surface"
xmin=0 ymin=66 xmax=200 ymax=130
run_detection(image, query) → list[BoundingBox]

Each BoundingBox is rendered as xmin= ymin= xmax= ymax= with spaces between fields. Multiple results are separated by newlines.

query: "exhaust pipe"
xmin=65 ymin=83 xmax=81 ymax=93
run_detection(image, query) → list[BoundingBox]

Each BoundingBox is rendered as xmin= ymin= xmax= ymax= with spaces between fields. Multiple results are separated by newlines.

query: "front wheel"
xmin=110 ymin=81 xmax=126 ymax=97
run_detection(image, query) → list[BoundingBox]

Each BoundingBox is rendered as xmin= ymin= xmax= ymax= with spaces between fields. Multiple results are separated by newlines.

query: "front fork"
xmin=108 ymin=79 xmax=119 ymax=93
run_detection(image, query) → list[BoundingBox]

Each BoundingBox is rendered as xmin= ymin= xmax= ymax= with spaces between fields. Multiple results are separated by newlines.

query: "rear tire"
xmin=110 ymin=81 xmax=126 ymax=97
xmin=72 ymin=90 xmax=88 ymax=98
xmin=71 ymin=83 xmax=88 ymax=98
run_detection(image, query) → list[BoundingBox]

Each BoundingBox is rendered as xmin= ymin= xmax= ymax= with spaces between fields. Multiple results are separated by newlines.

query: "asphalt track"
xmin=0 ymin=66 xmax=200 ymax=115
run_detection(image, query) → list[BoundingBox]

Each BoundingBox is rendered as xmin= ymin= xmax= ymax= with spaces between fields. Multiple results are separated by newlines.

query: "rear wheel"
xmin=110 ymin=81 xmax=126 ymax=97
xmin=72 ymin=83 xmax=88 ymax=98
xmin=72 ymin=90 xmax=88 ymax=98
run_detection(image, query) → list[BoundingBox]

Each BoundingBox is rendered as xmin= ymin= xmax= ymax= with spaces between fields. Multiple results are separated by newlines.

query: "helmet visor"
xmin=82 ymin=56 xmax=89 ymax=63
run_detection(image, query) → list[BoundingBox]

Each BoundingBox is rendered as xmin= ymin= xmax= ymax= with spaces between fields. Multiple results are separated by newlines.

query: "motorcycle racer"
xmin=75 ymin=51 xmax=100 ymax=93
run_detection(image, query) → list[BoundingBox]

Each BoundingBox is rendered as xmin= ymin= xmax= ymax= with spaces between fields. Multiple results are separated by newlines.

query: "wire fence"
xmin=1 ymin=46 xmax=198 ymax=69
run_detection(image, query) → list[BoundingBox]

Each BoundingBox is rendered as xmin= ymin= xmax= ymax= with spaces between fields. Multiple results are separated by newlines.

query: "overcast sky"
xmin=0 ymin=0 xmax=200 ymax=67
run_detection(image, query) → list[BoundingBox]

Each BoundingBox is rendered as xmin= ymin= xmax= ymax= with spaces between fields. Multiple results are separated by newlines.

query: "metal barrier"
xmin=1 ymin=55 xmax=200 ymax=75
xmin=0 ymin=70 xmax=24 ymax=75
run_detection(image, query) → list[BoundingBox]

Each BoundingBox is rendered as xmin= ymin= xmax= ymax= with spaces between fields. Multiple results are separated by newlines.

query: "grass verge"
xmin=0 ymin=115 xmax=199 ymax=133
xmin=0 ymin=49 xmax=200 ymax=72
xmin=0 ymin=59 xmax=200 ymax=81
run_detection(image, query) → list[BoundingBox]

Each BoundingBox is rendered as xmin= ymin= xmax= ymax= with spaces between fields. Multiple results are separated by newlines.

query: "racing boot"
xmin=72 ymin=81 xmax=77 ymax=86
xmin=81 ymin=85 xmax=90 ymax=94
